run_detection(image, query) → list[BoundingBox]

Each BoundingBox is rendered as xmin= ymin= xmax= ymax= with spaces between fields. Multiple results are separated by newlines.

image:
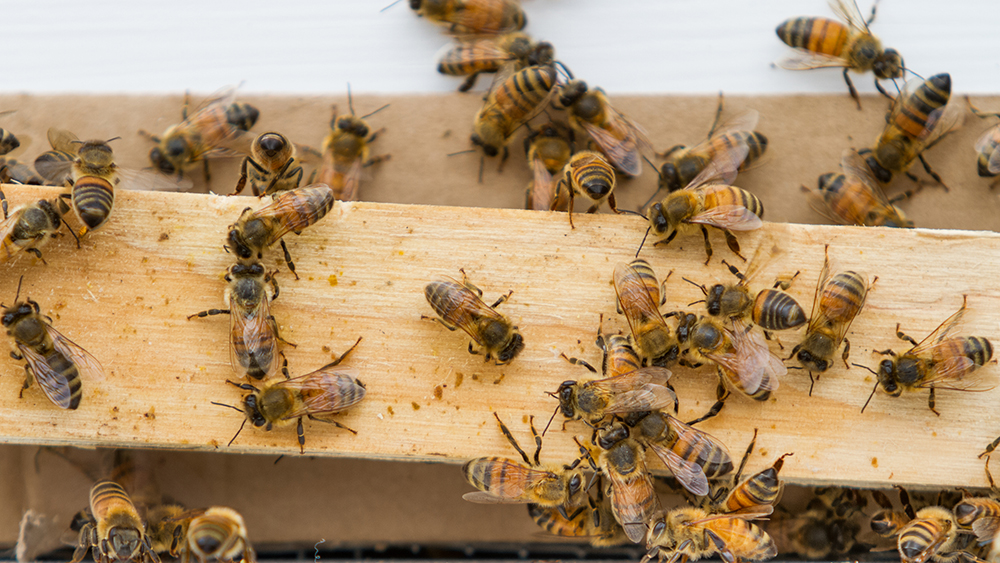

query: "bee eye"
xmin=355 ymin=124 xmax=369 ymax=137
xmin=337 ymin=118 xmax=353 ymax=131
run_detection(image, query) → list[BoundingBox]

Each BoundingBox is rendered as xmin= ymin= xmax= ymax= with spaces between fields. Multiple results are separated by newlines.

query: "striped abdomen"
xmin=187 ymin=508 xmax=251 ymax=563
xmin=976 ymin=126 xmax=1000 ymax=177
xmin=35 ymin=345 xmax=83 ymax=410
xmin=567 ymin=151 xmax=616 ymax=202
xmin=933 ymin=337 xmax=993 ymax=372
xmin=73 ymin=176 xmax=115 ymax=231
xmin=299 ymin=371 xmax=367 ymax=413
xmin=703 ymin=186 xmax=764 ymax=220
xmin=724 ymin=456 xmax=788 ymax=512
xmin=0 ymin=128 xmax=20 ymax=155
xmin=722 ymin=365 xmax=772 ymax=402
xmin=90 ymin=480 xmax=140 ymax=523
xmin=621 ymin=259 xmax=662 ymax=306
xmin=453 ymin=0 xmax=526 ymax=34
xmin=272 ymin=184 xmax=335 ymax=234
xmin=819 ymin=271 xmax=868 ymax=323
xmin=463 ymin=457 xmax=561 ymax=502
xmin=482 ymin=65 xmax=556 ymax=139
xmin=225 ymin=102 xmax=260 ymax=132
xmin=712 ymin=131 xmax=768 ymax=171
xmin=603 ymin=334 xmax=643 ymax=378
xmin=437 ymin=37 xmax=518 ymax=76
xmin=528 ymin=503 xmax=589 ymax=537
xmin=897 ymin=513 xmax=953 ymax=563
xmin=663 ymin=419 xmax=734 ymax=479
xmin=884 ymin=73 xmax=951 ymax=141
xmin=954 ymin=497 xmax=1000 ymax=529
xmin=752 ymin=289 xmax=806 ymax=331
xmin=776 ymin=17 xmax=850 ymax=57
xmin=819 ymin=172 xmax=880 ymax=225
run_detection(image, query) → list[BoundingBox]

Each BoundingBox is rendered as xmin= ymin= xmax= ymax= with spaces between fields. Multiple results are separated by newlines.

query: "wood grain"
xmin=1 ymin=185 xmax=999 ymax=491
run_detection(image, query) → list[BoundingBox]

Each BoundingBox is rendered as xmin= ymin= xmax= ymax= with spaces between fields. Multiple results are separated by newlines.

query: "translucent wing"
xmin=613 ymin=262 xmax=668 ymax=343
xmin=776 ymin=50 xmax=851 ymax=71
xmin=597 ymin=372 xmax=677 ymax=414
xmin=46 ymin=128 xmax=80 ymax=154
xmin=974 ymin=126 xmax=1000 ymax=175
xmin=708 ymin=110 xmax=760 ymax=141
xmin=685 ymin=141 xmax=751 ymax=190
xmin=228 ymin=292 xmax=278 ymax=380
xmin=735 ymin=239 xmax=781 ymax=287
xmin=687 ymin=202 xmax=763 ymax=231
xmin=250 ymin=184 xmax=335 ymax=245
xmin=529 ymin=157 xmax=557 ymax=211
xmin=828 ymin=0 xmax=870 ymax=32
xmin=906 ymin=303 xmax=967 ymax=357
xmin=842 ymin=149 xmax=896 ymax=207
xmin=438 ymin=36 xmax=516 ymax=67
xmin=728 ymin=319 xmax=784 ymax=394
xmin=452 ymin=0 xmax=523 ymax=34
xmin=463 ymin=460 xmax=557 ymax=503
xmin=33 ymin=152 xmax=74 ymax=185
xmin=989 ymin=148 xmax=1000 ymax=175
xmin=664 ymin=415 xmax=734 ymax=473
xmin=646 ymin=441 xmax=709 ymax=496
xmin=919 ymin=97 xmax=965 ymax=151
xmin=333 ymin=158 xmax=363 ymax=202
xmin=277 ymin=367 xmax=366 ymax=420
xmin=163 ymin=508 xmax=208 ymax=523
xmin=117 ymin=167 xmax=193 ymax=192
xmin=605 ymin=463 xmax=658 ymax=543
xmin=49 ymin=325 xmax=105 ymax=383
xmin=186 ymin=86 xmax=239 ymax=121
xmin=804 ymin=251 xmax=833 ymax=336
xmin=17 ymin=344 xmax=75 ymax=409
xmin=972 ymin=516 xmax=1000 ymax=545
xmin=480 ymin=63 xmax=556 ymax=139
xmin=436 ymin=278 xmax=507 ymax=346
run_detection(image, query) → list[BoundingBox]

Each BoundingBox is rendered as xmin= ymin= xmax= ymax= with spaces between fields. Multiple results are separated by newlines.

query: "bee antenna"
xmin=785 ymin=365 xmax=803 ymax=370
xmin=635 ymin=226 xmax=651 ymax=259
xmin=70 ymin=140 xmax=85 ymax=145
xmin=379 ymin=0 xmax=403 ymax=12
xmin=860 ymin=380 xmax=880 ymax=414
xmin=853 ymin=362 xmax=878 ymax=376
xmin=228 ymin=418 xmax=248 ymax=447
xmin=105 ymin=137 xmax=122 ymax=144
xmin=553 ymin=60 xmax=573 ymax=82
xmin=211 ymin=401 xmax=244 ymax=413
xmin=616 ymin=209 xmax=647 ymax=220
xmin=541 ymin=404 xmax=560 ymax=437
xmin=346 ymin=83 xmax=356 ymax=116
xmin=361 ymin=104 xmax=390 ymax=120
xmin=446 ymin=149 xmax=476 ymax=157
xmin=902 ymin=67 xmax=924 ymax=81
xmin=681 ymin=277 xmax=708 ymax=295
xmin=643 ymin=155 xmax=662 ymax=180
xmin=13 ymin=275 xmax=23 ymax=303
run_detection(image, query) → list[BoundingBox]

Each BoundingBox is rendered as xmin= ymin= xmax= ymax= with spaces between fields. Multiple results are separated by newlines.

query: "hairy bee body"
xmin=528 ymin=487 xmax=628 ymax=547
xmin=0 ymin=190 xmax=65 ymax=264
xmin=438 ymin=33 xmax=553 ymax=92
xmin=645 ymin=507 xmax=777 ymax=563
xmin=463 ymin=456 xmax=582 ymax=505
xmin=0 ymin=158 xmax=45 ymax=185
xmin=647 ymin=185 xmax=763 ymax=264
xmin=973 ymin=122 xmax=1000 ymax=178
xmin=897 ymin=507 xmax=967 ymax=563
xmin=424 ymin=273 xmax=523 ymax=364
xmin=471 ymin=64 xmax=557 ymax=157
xmin=817 ymin=168 xmax=912 ymax=227
xmin=316 ymin=105 xmax=388 ymax=202
xmin=411 ymin=0 xmax=526 ymax=35
xmin=661 ymin=131 xmax=768 ymax=194
xmin=234 ymin=132 xmax=302 ymax=196
xmin=524 ymin=121 xmax=573 ymax=211
xmin=591 ymin=423 xmax=660 ymax=543
xmin=183 ymin=507 xmax=255 ymax=563
xmin=679 ymin=315 xmax=776 ymax=402
xmin=71 ymin=480 xmax=159 ymax=563
xmin=0 ymin=128 xmax=20 ymax=155
xmin=559 ymin=79 xmax=648 ymax=177
xmin=614 ymin=260 xmax=678 ymax=368
xmin=560 ymin=150 xmax=617 ymax=218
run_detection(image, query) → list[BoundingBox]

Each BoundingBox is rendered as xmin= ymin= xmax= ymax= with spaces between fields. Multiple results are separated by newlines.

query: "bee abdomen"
xmin=90 ymin=480 xmax=136 ymax=517
xmin=893 ymin=73 xmax=951 ymax=138
xmin=463 ymin=456 xmax=518 ymax=496
xmin=569 ymin=153 xmax=616 ymax=200
xmin=47 ymin=350 xmax=82 ymax=409
xmin=821 ymin=272 xmax=868 ymax=322
xmin=528 ymin=504 xmax=585 ymax=536
xmin=960 ymin=337 xmax=993 ymax=367
xmin=753 ymin=289 xmax=806 ymax=331
xmin=73 ymin=177 xmax=115 ymax=230
xmin=976 ymin=131 xmax=1000 ymax=177
xmin=898 ymin=520 xmax=947 ymax=561
xmin=495 ymin=65 xmax=556 ymax=119
xmin=226 ymin=103 xmax=260 ymax=132
xmin=776 ymin=17 xmax=849 ymax=56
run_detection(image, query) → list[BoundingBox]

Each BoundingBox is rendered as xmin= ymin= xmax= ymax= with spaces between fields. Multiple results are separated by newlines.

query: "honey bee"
xmin=557 ymin=150 xmax=620 ymax=228
xmin=657 ymin=98 xmax=768 ymax=194
xmin=897 ymin=507 xmax=979 ymax=563
xmin=145 ymin=504 xmax=188 ymax=556
xmin=0 ymin=158 xmax=45 ymax=185
xmin=2 ymin=277 xmax=103 ymax=410
xmin=715 ymin=431 xmax=790 ymax=514
xmin=217 ymin=337 xmax=365 ymax=453
xmin=314 ymin=90 xmax=390 ymax=202
xmin=139 ymin=88 xmax=259 ymax=181
xmin=70 ymin=480 xmax=160 ymax=563
xmin=578 ymin=422 xmax=662 ymax=544
xmin=790 ymin=245 xmax=875 ymax=395
xmin=858 ymin=295 xmax=994 ymax=416
xmin=187 ymin=262 xmax=286 ymax=381
xmin=859 ymin=73 xmax=964 ymax=190
xmin=410 ymin=0 xmax=526 ymax=34
xmin=967 ymin=99 xmax=1000 ymax=189
xmin=643 ymin=145 xmax=764 ymax=265
xmin=955 ymin=494 xmax=1000 ymax=557
xmin=471 ymin=63 xmax=558 ymax=166
xmin=775 ymin=0 xmax=904 ymax=109
xmin=643 ymin=506 xmax=777 ymax=563
xmin=151 ymin=507 xmax=255 ymax=563
xmin=613 ymin=260 xmax=679 ymax=368
xmin=557 ymin=79 xmax=650 ymax=177
xmin=523 ymin=121 xmax=573 ymax=211
xmin=528 ymin=483 xmax=628 ymax=547
xmin=225 ymin=184 xmax=335 ymax=279
xmin=231 ymin=132 xmax=304 ymax=197
xmin=438 ymin=32 xmax=554 ymax=92
xmin=463 ymin=413 xmax=586 ymax=511
xmin=0 ymin=188 xmax=75 ymax=264
xmin=422 ymin=269 xmax=524 ymax=365
xmin=871 ymin=488 xmax=917 ymax=538
xmin=807 ymin=148 xmax=914 ymax=228
xmin=686 ymin=242 xmax=806 ymax=335
xmin=767 ymin=491 xmax=864 ymax=560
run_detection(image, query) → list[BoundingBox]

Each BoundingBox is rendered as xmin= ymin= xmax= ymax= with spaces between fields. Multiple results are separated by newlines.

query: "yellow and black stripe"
xmin=821 ymin=271 xmax=868 ymax=323
xmin=567 ymin=151 xmax=616 ymax=201
xmin=73 ymin=177 xmax=115 ymax=231
xmin=752 ymin=289 xmax=806 ymax=331
xmin=703 ymin=186 xmax=764 ymax=220
xmin=776 ymin=17 xmax=849 ymax=56
xmin=891 ymin=74 xmax=951 ymax=139
xmin=485 ymin=65 xmax=556 ymax=135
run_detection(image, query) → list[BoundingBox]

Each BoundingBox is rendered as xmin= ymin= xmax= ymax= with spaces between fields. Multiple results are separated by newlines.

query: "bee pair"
xmin=870 ymin=488 xmax=986 ymax=563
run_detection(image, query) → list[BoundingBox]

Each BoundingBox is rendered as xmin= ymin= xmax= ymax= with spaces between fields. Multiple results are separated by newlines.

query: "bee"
xmin=139 ymin=88 xmax=259 ymax=181
xmin=151 ymin=507 xmax=255 ymax=563
xmin=858 ymin=295 xmax=994 ymax=416
xmin=643 ymin=145 xmax=764 ymax=265
xmin=70 ymin=480 xmax=160 ymax=563
xmin=714 ymin=430 xmax=790 ymax=514
xmin=217 ymin=338 xmax=365 ymax=453
xmin=422 ymin=269 xmax=524 ymax=365
xmin=314 ymin=93 xmax=390 ymax=202
xmin=463 ymin=413 xmax=586 ymax=512
xmin=2 ymin=277 xmax=103 ymax=410
xmin=528 ymin=483 xmax=628 ymax=547
xmin=643 ymin=506 xmax=777 ymax=563
xmin=897 ymin=507 xmax=979 ymax=563
xmin=613 ymin=260 xmax=679 ymax=368
xmin=0 ymin=158 xmax=45 ymax=185
xmin=471 ymin=63 xmax=558 ymax=166
xmin=523 ymin=121 xmax=573 ymax=211
xmin=767 ymin=490 xmax=864 ymax=560
xmin=790 ymin=245 xmax=875 ymax=395
xmin=685 ymin=242 xmax=806 ymax=335
xmin=438 ymin=32 xmax=554 ymax=92
xmin=557 ymin=78 xmax=650 ymax=177
xmin=410 ymin=0 xmax=526 ymax=35
xmin=145 ymin=504 xmax=188 ymax=556
xmin=231 ymin=132 xmax=304 ymax=197
xmin=967 ymin=99 xmax=1000 ymax=189
xmin=657 ymin=98 xmax=768 ymax=194
xmin=225 ymin=184 xmax=335 ymax=279
xmin=578 ymin=422 xmax=662 ymax=544
xmin=0 ymin=187 xmax=75 ymax=265
xmin=871 ymin=488 xmax=917 ymax=538
xmin=556 ymin=150 xmax=620 ymax=228
xmin=955 ymin=493 xmax=1000 ymax=557
xmin=677 ymin=315 xmax=785 ymax=425
xmin=775 ymin=0 xmax=904 ymax=109
xmin=187 ymin=262 xmax=286 ymax=381
xmin=808 ymin=148 xmax=914 ymax=228
xmin=859 ymin=73 xmax=964 ymax=190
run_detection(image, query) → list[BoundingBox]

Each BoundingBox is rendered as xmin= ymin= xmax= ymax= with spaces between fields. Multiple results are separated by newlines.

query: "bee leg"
xmin=928 ymin=387 xmax=940 ymax=417
xmin=916 ymin=154 xmax=950 ymax=191
xmin=894 ymin=323 xmax=919 ymax=347
xmin=420 ymin=314 xmax=459 ymax=331
xmin=459 ymin=268 xmax=482 ymax=296
xmin=733 ymin=428 xmax=757 ymax=485
xmin=186 ymin=308 xmax=231 ymax=320
xmin=707 ymin=91 xmax=725 ymax=138
xmin=686 ymin=380 xmax=729 ymax=426
xmin=458 ymin=73 xmax=482 ymax=93
xmin=309 ymin=415 xmax=358 ymax=435
xmin=366 ymin=127 xmax=386 ymax=145
xmin=278 ymin=239 xmax=299 ymax=280
xmin=808 ymin=371 xmax=817 ymax=396
xmin=841 ymin=337 xmax=851 ymax=368
xmin=202 ymin=158 xmax=212 ymax=185
xmin=137 ymin=130 xmax=162 ymax=144
xmin=981 ymin=435 xmax=1000 ymax=460
xmin=181 ymin=90 xmax=191 ymax=120
xmin=232 ymin=157 xmax=253 ymax=196
xmin=0 ymin=188 xmax=6 ymax=220
xmin=59 ymin=212 xmax=82 ymax=248
xmin=318 ymin=337 xmax=362 ymax=369
xmin=565 ymin=175 xmax=576 ymax=229
xmin=706 ymin=529 xmax=736 ymax=563
xmin=528 ymin=415 xmax=543 ymax=466
xmin=468 ymin=341 xmax=482 ymax=357
xmin=497 ymin=146 xmax=510 ymax=174
xmin=296 ymin=417 xmax=306 ymax=454
xmin=170 ymin=523 xmax=184 ymax=556
xmin=490 ymin=289 xmax=513 ymax=308
xmin=362 ymin=154 xmax=391 ymax=168
xmin=560 ymin=352 xmax=597 ymax=373
xmin=19 ymin=362 xmax=35 ymax=398
xmin=25 ymin=247 xmax=47 ymax=265
xmin=307 ymin=168 xmax=317 ymax=185
xmin=773 ymin=270 xmax=799 ymax=290
xmin=700 ymin=226 xmax=713 ymax=265
xmin=986 ymin=455 xmax=997 ymax=489
xmin=494 ymin=412 xmax=533 ymax=466
xmin=70 ymin=522 xmax=93 ymax=563
xmin=874 ymin=79 xmax=894 ymax=101
xmin=842 ymin=69 xmax=863 ymax=111
xmin=722 ymin=229 xmax=745 ymax=261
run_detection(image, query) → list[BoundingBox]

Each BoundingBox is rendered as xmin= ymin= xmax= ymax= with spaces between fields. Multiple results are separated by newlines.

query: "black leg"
xmin=459 ymin=73 xmax=481 ymax=93
xmin=279 ymin=238 xmax=298 ymax=280
xmin=297 ymin=417 xmax=306 ymax=454
xmin=895 ymin=323 xmax=919 ymax=347
xmin=233 ymin=157 xmax=250 ymax=196
xmin=494 ymin=412 xmax=532 ymax=466
xmin=842 ymin=338 xmax=852 ymax=368
xmin=528 ymin=415 xmax=543 ymax=466
xmin=917 ymin=154 xmax=950 ymax=191
xmin=321 ymin=336 xmax=363 ymax=368
xmin=928 ymin=387 xmax=940 ymax=416
xmin=843 ymin=68 xmax=862 ymax=110
xmin=187 ymin=308 xmax=231 ymax=320
xmin=723 ymin=229 xmax=745 ymax=261
xmin=560 ymin=352 xmax=597 ymax=373
xmin=490 ymin=290 xmax=513 ymax=308
xmin=700 ymin=226 xmax=713 ymax=265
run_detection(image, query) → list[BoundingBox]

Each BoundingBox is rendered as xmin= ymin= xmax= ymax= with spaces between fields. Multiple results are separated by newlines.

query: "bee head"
xmin=817 ymin=172 xmax=838 ymax=193
xmin=596 ymin=422 xmax=629 ymax=450
xmin=496 ymin=331 xmax=524 ymax=364
xmin=528 ymin=43 xmax=555 ymax=67
xmin=470 ymin=134 xmax=499 ymax=157
xmin=556 ymin=381 xmax=577 ymax=418
xmin=651 ymin=345 xmax=679 ymax=368
xmin=78 ymin=140 xmax=115 ymax=167
xmin=874 ymin=49 xmax=904 ymax=79
xmin=798 ymin=350 xmax=828 ymax=373
xmin=106 ymin=527 xmax=142 ymax=561
xmin=226 ymin=103 xmax=260 ymax=131
xmin=1 ymin=302 xmax=33 ymax=328
xmin=148 ymin=146 xmax=176 ymax=175
xmin=877 ymin=359 xmax=902 ymax=395
xmin=647 ymin=202 xmax=669 ymax=236
xmin=256 ymin=132 xmax=288 ymax=158
xmin=241 ymin=394 xmax=268 ymax=428
xmin=558 ymin=80 xmax=588 ymax=108
xmin=658 ymin=160 xmax=684 ymax=193
xmin=226 ymin=228 xmax=254 ymax=260
xmin=566 ymin=471 xmax=583 ymax=498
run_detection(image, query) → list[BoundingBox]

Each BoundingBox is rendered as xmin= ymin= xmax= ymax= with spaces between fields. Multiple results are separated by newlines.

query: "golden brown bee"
xmin=70 ymin=480 xmax=160 ymax=563
xmin=2 ymin=278 xmax=103 ymax=410
xmin=775 ymin=0 xmax=904 ymax=109
xmin=558 ymin=79 xmax=650 ymax=177
xmin=225 ymin=184 xmax=335 ymax=279
xmin=0 ymin=157 xmax=45 ymax=185
xmin=528 ymin=484 xmax=628 ymax=547
xmin=716 ymin=431 xmax=791 ymax=514
xmin=232 ymin=132 xmax=304 ymax=197
xmin=0 ymin=188 xmax=74 ymax=264
xmin=578 ymin=422 xmax=661 ymax=544
xmin=145 ymin=504 xmax=188 ymax=556
xmin=897 ymin=506 xmax=977 ymax=563
xmin=644 ymin=147 xmax=764 ymax=265
xmin=557 ymin=150 xmax=620 ymax=228
xmin=151 ymin=506 xmax=255 ymax=563
xmin=315 ymin=92 xmax=390 ymax=201
xmin=463 ymin=413 xmax=586 ymax=511
xmin=658 ymin=100 xmax=768 ymax=194
xmin=954 ymin=481 xmax=1000 ymax=563
xmin=643 ymin=506 xmax=777 ymax=563
xmin=187 ymin=262 xmax=285 ymax=381
xmin=968 ymin=99 xmax=1000 ymax=188
xmin=523 ymin=121 xmax=573 ymax=211
xmin=858 ymin=295 xmax=994 ymax=416
xmin=686 ymin=242 xmax=806 ymax=334
xmin=613 ymin=260 xmax=679 ymax=368
xmin=0 ymin=127 xmax=21 ymax=156
xmin=139 ymin=88 xmax=259 ymax=180
xmin=438 ymin=32 xmax=554 ymax=92
xmin=871 ymin=488 xmax=917 ymax=538
xmin=808 ymin=148 xmax=914 ymax=228
xmin=410 ymin=0 xmax=526 ymax=34
xmin=217 ymin=338 xmax=365 ymax=453
xmin=859 ymin=73 xmax=964 ymax=190
xmin=790 ymin=245 xmax=875 ymax=394
xmin=423 ymin=269 xmax=524 ymax=365
xmin=471 ymin=63 xmax=558 ymax=164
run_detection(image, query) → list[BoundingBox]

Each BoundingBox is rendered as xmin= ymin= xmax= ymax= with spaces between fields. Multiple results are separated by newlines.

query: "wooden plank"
xmin=0 ymin=185 xmax=998 ymax=492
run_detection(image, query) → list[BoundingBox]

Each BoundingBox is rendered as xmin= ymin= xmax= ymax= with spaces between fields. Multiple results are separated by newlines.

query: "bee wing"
xmin=989 ymin=147 xmax=1000 ymax=175
xmin=595 ymin=367 xmax=673 ymax=392
xmin=16 ymin=344 xmax=77 ymax=409
xmin=603 ymin=383 xmax=678 ymax=415
xmin=664 ymin=415 xmax=734 ymax=472
xmin=686 ymin=506 xmax=774 ymax=526
xmin=49 ymin=325 xmax=105 ymax=383
xmin=529 ymin=157 xmax=558 ymax=211
xmin=229 ymin=296 xmax=278 ymax=380
xmin=735 ymin=237 xmax=780 ymax=287
xmin=480 ymin=63 xmax=555 ymax=136
xmin=188 ymin=85 xmax=239 ymax=118
xmin=162 ymin=508 xmax=208 ymax=523
xmin=646 ymin=441 xmax=709 ymax=496
xmin=463 ymin=461 xmax=554 ymax=503
xmin=116 ymin=167 xmax=193 ymax=192
xmin=728 ymin=320 xmax=785 ymax=394
xmin=803 ymin=250 xmax=833 ymax=335
xmin=685 ymin=136 xmax=751 ymax=190
xmin=581 ymin=104 xmax=651 ymax=177
xmin=972 ymin=516 xmax=1000 ymax=545
xmin=33 ymin=152 xmax=74 ymax=185
xmin=613 ymin=262 xmax=669 ymax=341
xmin=775 ymin=49 xmax=850 ymax=71
xmin=838 ymin=148 xmax=906 ymax=225
xmin=438 ymin=36 xmax=515 ymax=67
xmin=917 ymin=356 xmax=987 ymax=390
xmin=276 ymin=367 xmax=366 ymax=420
xmin=686 ymin=200 xmax=763 ymax=232
xmin=337 ymin=159 xmax=363 ymax=202
xmin=436 ymin=278 xmax=507 ymax=347
xmin=250 ymin=184 xmax=335 ymax=244
xmin=46 ymin=128 xmax=79 ymax=153
xmin=605 ymin=463 xmax=657 ymax=543
xmin=0 ymin=211 xmax=28 ymax=263
xmin=828 ymin=0 xmax=870 ymax=32
xmin=919 ymin=97 xmax=965 ymax=151
xmin=906 ymin=303 xmax=967 ymax=356
xmin=463 ymin=491 xmax=537 ymax=504
xmin=974 ymin=127 xmax=1000 ymax=175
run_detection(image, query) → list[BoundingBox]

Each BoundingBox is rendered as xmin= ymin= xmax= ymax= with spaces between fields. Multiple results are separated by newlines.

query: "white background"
xmin=3 ymin=0 xmax=999 ymax=96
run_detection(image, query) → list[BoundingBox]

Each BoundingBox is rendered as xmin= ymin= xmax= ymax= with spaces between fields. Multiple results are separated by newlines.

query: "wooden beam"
xmin=0 ymin=185 xmax=998 ymax=491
